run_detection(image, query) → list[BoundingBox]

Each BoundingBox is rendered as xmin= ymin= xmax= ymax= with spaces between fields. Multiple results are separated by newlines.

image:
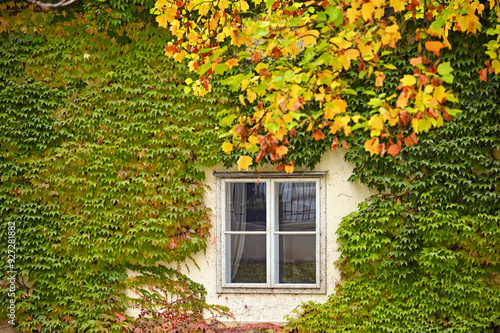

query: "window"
xmin=215 ymin=172 xmax=326 ymax=294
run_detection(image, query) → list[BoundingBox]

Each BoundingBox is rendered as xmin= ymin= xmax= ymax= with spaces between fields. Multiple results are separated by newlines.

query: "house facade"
xmin=180 ymin=150 xmax=373 ymax=324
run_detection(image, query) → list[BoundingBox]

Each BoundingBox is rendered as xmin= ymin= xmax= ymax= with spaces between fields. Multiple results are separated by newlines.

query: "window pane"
xmin=277 ymin=182 xmax=316 ymax=231
xmin=278 ymin=235 xmax=316 ymax=284
xmin=226 ymin=182 xmax=267 ymax=231
xmin=227 ymin=234 xmax=267 ymax=283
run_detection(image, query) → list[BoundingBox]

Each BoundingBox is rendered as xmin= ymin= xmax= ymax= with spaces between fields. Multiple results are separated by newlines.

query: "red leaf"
xmin=342 ymin=140 xmax=350 ymax=150
xmin=404 ymin=132 xmax=418 ymax=147
xmin=251 ymin=52 xmax=261 ymax=64
xmin=387 ymin=140 xmax=401 ymax=157
xmin=169 ymin=240 xmax=178 ymax=250
xmin=114 ymin=312 xmax=126 ymax=323
xmin=259 ymin=68 xmax=272 ymax=79
xmin=442 ymin=109 xmax=451 ymax=121
xmin=479 ymin=68 xmax=488 ymax=82
xmin=428 ymin=108 xmax=438 ymax=118
xmin=271 ymin=47 xmax=283 ymax=60
xmin=399 ymin=109 xmax=411 ymax=125
xmin=378 ymin=143 xmax=386 ymax=156
xmin=331 ymin=137 xmax=339 ymax=151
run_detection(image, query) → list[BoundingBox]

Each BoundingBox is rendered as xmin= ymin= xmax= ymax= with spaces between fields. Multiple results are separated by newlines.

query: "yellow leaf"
xmin=361 ymin=2 xmax=375 ymax=21
xmin=239 ymin=94 xmax=246 ymax=106
xmin=156 ymin=15 xmax=168 ymax=28
xmin=352 ymin=115 xmax=361 ymax=123
xmin=247 ymin=91 xmax=257 ymax=103
xmin=275 ymin=126 xmax=287 ymax=141
xmin=412 ymin=118 xmax=419 ymax=134
xmin=222 ymin=141 xmax=233 ymax=154
xmin=276 ymin=146 xmax=288 ymax=156
xmin=433 ymin=85 xmax=446 ymax=103
xmin=225 ymin=58 xmax=239 ymax=69
xmin=237 ymin=156 xmax=253 ymax=171
xmin=390 ymin=0 xmax=406 ymax=12
xmin=364 ymin=137 xmax=380 ymax=156
xmin=368 ymin=115 xmax=384 ymax=136
xmin=155 ymin=0 xmax=167 ymax=8
xmin=219 ymin=0 xmax=229 ymax=10
xmin=241 ymin=79 xmax=250 ymax=91
xmin=300 ymin=30 xmax=319 ymax=46
xmin=239 ymin=0 xmax=249 ymax=12
xmin=492 ymin=59 xmax=500 ymax=74
xmin=173 ymin=50 xmax=186 ymax=62
xmin=248 ymin=135 xmax=260 ymax=144
xmin=400 ymin=75 xmax=416 ymax=87
xmin=345 ymin=49 xmax=360 ymax=62
xmin=324 ymin=99 xmax=347 ymax=119
xmin=284 ymin=164 xmax=294 ymax=173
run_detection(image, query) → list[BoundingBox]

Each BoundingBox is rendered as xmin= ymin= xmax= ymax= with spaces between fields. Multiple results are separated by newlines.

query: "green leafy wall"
xmin=0 ymin=1 xmax=230 ymax=331
xmin=1 ymin=1 xmax=499 ymax=332
xmin=286 ymin=25 xmax=500 ymax=333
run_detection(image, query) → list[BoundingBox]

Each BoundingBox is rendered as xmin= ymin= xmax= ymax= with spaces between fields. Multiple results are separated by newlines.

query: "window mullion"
xmin=267 ymin=180 xmax=274 ymax=288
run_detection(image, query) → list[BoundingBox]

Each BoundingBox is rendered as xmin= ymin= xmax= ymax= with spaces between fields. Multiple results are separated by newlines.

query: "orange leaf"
xmin=331 ymin=137 xmax=339 ymax=151
xmin=312 ymin=129 xmax=325 ymax=141
xmin=251 ymin=52 xmax=261 ymax=64
xmin=387 ymin=140 xmax=401 ymax=157
xmin=404 ymin=132 xmax=418 ymax=147
xmin=276 ymin=146 xmax=288 ymax=156
xmin=479 ymin=68 xmax=488 ymax=82
xmin=342 ymin=140 xmax=350 ymax=150
xmin=410 ymin=56 xmax=423 ymax=66
xmin=375 ymin=71 xmax=386 ymax=88
xmin=225 ymin=58 xmax=239 ymax=69
xmin=425 ymin=41 xmax=444 ymax=57
xmin=284 ymin=162 xmax=295 ymax=173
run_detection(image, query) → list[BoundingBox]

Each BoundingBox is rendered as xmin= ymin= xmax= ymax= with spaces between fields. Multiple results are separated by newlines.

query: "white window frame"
xmin=215 ymin=172 xmax=327 ymax=294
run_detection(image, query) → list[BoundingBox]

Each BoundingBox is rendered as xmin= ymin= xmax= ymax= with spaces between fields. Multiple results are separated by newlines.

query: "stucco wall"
xmin=177 ymin=150 xmax=373 ymax=324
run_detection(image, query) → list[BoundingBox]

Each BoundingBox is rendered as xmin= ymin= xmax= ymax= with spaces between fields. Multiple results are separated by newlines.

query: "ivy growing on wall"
xmin=0 ymin=2 xmax=233 ymax=331
xmin=286 ymin=22 xmax=500 ymax=333
xmin=1 ymin=1 xmax=499 ymax=332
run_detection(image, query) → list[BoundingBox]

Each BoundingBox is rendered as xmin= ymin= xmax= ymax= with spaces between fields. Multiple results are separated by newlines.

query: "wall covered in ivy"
xmin=0 ymin=1 xmax=231 ymax=331
xmin=0 ymin=1 xmax=499 ymax=332
xmin=286 ymin=23 xmax=500 ymax=333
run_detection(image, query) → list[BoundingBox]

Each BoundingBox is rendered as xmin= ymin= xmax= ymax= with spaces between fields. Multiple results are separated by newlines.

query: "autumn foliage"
xmin=154 ymin=0 xmax=500 ymax=172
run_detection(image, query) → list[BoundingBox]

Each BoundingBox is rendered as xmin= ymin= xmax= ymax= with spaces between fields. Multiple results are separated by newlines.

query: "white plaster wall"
xmin=176 ymin=149 xmax=373 ymax=324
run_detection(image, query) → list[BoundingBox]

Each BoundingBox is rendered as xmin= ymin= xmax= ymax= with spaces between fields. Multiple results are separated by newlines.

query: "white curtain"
xmin=229 ymin=183 xmax=247 ymax=281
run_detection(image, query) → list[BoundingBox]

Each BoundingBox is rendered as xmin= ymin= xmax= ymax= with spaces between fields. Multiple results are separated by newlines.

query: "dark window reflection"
xmin=226 ymin=182 xmax=266 ymax=231
xmin=278 ymin=235 xmax=316 ymax=284
xmin=228 ymin=234 xmax=266 ymax=283
xmin=278 ymin=182 xmax=316 ymax=231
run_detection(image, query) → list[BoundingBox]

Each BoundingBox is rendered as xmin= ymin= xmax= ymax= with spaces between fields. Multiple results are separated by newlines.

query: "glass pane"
xmin=227 ymin=234 xmax=267 ymax=283
xmin=226 ymin=182 xmax=267 ymax=231
xmin=278 ymin=235 xmax=316 ymax=284
xmin=277 ymin=182 xmax=316 ymax=231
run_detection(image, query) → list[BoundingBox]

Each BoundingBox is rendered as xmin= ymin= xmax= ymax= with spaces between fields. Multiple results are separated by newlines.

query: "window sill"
xmin=218 ymin=285 xmax=326 ymax=294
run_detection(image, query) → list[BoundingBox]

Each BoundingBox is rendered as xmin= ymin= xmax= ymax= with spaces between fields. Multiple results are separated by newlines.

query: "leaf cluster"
xmin=285 ymin=28 xmax=500 ymax=333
